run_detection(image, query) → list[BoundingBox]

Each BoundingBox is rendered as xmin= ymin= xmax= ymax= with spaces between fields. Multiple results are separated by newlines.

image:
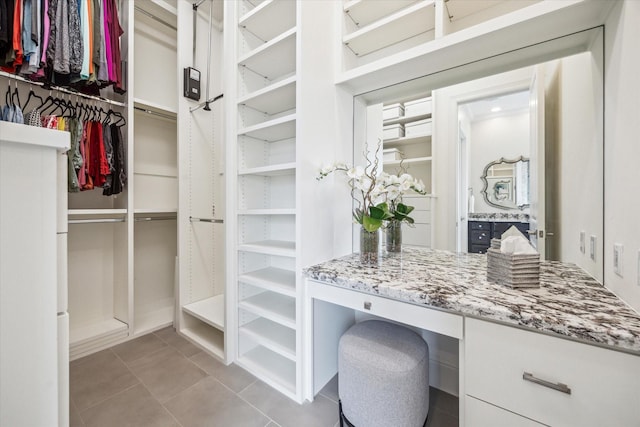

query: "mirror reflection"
xmin=480 ymin=156 xmax=530 ymax=211
xmin=354 ymin=31 xmax=603 ymax=282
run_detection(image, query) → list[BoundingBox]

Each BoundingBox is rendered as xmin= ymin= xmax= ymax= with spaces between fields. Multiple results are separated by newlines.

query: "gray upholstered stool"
xmin=338 ymin=320 xmax=429 ymax=427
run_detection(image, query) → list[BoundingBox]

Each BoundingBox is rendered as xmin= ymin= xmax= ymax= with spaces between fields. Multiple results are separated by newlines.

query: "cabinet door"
xmin=465 ymin=396 xmax=544 ymax=427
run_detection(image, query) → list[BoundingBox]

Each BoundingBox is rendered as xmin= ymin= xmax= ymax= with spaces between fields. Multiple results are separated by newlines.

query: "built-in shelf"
xmin=68 ymin=209 xmax=127 ymax=219
xmin=238 ymin=162 xmax=296 ymax=177
xmin=69 ymin=318 xmax=128 ymax=348
xmin=238 ymin=240 xmax=296 ymax=257
xmin=182 ymin=295 xmax=225 ymax=331
xmin=238 ymin=209 xmax=296 ymax=216
xmin=344 ymin=0 xmax=419 ymax=29
xmin=384 ymin=156 xmax=432 ymax=168
xmin=134 ymin=208 xmax=178 ymax=215
xmin=133 ymin=97 xmax=177 ymax=116
xmin=239 ymin=0 xmax=296 ymax=42
xmin=343 ymin=1 xmax=436 ymax=57
xmin=240 ymin=317 xmax=296 ymax=361
xmin=383 ymin=112 xmax=431 ymax=126
xmin=238 ymin=76 xmax=297 ymax=115
xmin=181 ymin=324 xmax=225 ymax=360
xmin=382 ymin=133 xmax=432 ymax=147
xmin=238 ymin=267 xmax=296 ymax=297
xmin=238 ymin=113 xmax=296 ymax=142
xmin=238 ymin=346 xmax=296 ymax=396
xmin=238 ymin=28 xmax=296 ymax=79
xmin=239 ymin=291 xmax=295 ymax=329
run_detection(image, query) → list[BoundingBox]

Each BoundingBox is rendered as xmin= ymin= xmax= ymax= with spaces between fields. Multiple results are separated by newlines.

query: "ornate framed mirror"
xmin=480 ymin=156 xmax=529 ymax=210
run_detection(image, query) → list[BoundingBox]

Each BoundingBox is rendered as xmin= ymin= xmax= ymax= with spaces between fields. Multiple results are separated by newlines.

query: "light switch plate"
xmin=613 ymin=244 xmax=623 ymax=277
xmin=590 ymin=235 xmax=597 ymax=261
xmin=580 ymin=231 xmax=585 ymax=254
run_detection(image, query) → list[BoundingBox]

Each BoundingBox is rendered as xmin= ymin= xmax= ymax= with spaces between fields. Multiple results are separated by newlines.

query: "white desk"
xmin=303 ymin=248 xmax=640 ymax=426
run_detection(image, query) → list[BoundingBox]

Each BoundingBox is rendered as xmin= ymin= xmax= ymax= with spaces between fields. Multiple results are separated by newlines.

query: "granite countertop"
xmin=469 ymin=212 xmax=530 ymax=222
xmin=303 ymin=247 xmax=640 ymax=354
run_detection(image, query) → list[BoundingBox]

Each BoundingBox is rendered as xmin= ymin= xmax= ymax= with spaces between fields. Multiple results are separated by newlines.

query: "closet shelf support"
xmin=190 ymin=216 xmax=224 ymax=224
xmin=68 ymin=218 xmax=126 ymax=224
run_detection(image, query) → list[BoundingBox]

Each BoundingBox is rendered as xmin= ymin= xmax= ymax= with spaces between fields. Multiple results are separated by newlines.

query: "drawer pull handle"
xmin=522 ymin=372 xmax=571 ymax=395
xmin=364 ymin=301 xmax=372 ymax=310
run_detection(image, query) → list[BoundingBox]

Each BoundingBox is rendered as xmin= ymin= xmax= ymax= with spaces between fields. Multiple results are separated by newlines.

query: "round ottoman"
xmin=338 ymin=320 xmax=429 ymax=427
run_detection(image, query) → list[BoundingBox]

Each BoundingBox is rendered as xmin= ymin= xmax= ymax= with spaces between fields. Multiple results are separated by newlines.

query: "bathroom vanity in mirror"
xmin=468 ymin=218 xmax=529 ymax=254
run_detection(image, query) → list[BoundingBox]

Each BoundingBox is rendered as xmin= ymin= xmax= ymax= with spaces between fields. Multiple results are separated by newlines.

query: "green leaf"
xmin=370 ymin=203 xmax=393 ymax=220
xmin=362 ymin=215 xmax=382 ymax=232
xmin=396 ymin=203 xmax=414 ymax=215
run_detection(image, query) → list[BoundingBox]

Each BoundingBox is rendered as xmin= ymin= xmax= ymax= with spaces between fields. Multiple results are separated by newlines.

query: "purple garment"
xmin=103 ymin=0 xmax=112 ymax=81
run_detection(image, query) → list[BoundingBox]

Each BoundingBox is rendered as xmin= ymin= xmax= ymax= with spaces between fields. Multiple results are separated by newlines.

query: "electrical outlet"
xmin=590 ymin=235 xmax=597 ymax=261
xmin=613 ymin=244 xmax=623 ymax=277
xmin=580 ymin=231 xmax=585 ymax=254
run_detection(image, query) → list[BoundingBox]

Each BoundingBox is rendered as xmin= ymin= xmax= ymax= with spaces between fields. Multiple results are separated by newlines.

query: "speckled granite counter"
xmin=469 ymin=212 xmax=530 ymax=222
xmin=304 ymin=247 xmax=640 ymax=354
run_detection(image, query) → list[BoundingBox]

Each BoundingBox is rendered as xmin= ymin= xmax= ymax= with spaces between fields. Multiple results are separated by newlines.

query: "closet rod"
xmin=134 ymin=6 xmax=177 ymax=31
xmin=133 ymin=106 xmax=177 ymax=121
xmin=190 ymin=216 xmax=224 ymax=224
xmin=189 ymin=93 xmax=224 ymax=113
xmin=135 ymin=216 xmax=177 ymax=222
xmin=68 ymin=218 xmax=126 ymax=224
xmin=0 ymin=70 xmax=126 ymax=108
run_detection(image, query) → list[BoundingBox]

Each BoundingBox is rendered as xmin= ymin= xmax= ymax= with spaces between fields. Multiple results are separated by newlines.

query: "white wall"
xmin=549 ymin=51 xmax=603 ymax=281
xmin=604 ymin=0 xmax=640 ymax=311
xmin=468 ymin=112 xmax=530 ymax=214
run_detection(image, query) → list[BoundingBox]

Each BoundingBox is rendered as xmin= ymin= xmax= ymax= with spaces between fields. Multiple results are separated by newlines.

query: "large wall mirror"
xmin=352 ymin=27 xmax=603 ymax=282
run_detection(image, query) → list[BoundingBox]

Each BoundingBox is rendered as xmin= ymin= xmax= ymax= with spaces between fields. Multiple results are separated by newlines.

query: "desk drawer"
xmin=470 ymin=230 xmax=490 ymax=244
xmin=307 ymin=280 xmax=463 ymax=339
xmin=465 ymin=396 xmax=544 ymax=427
xmin=469 ymin=221 xmax=490 ymax=231
xmin=465 ymin=318 xmax=640 ymax=426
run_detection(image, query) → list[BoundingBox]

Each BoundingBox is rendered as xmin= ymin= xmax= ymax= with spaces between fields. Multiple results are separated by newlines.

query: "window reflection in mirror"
xmin=353 ymin=32 xmax=603 ymax=282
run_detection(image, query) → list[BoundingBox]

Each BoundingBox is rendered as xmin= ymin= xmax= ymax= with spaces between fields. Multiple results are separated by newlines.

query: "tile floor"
xmin=70 ymin=327 xmax=459 ymax=427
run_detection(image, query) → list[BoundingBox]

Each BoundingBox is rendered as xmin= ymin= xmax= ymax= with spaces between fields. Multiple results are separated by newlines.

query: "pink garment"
xmin=103 ymin=0 xmax=113 ymax=81
xmin=41 ymin=0 xmax=50 ymax=64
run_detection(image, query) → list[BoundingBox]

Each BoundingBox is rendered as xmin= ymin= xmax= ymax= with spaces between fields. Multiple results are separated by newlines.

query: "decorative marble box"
xmin=487 ymin=239 xmax=540 ymax=288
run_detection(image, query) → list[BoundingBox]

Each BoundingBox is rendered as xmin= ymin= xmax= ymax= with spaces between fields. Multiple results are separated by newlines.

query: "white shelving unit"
xmin=382 ymin=95 xmax=434 ymax=248
xmin=343 ymin=1 xmax=436 ymax=57
xmin=176 ymin=0 xmax=227 ymax=362
xmin=340 ymin=0 xmax=541 ymax=71
xmin=130 ymin=0 xmax=178 ymax=338
xmin=229 ymin=0 xmax=301 ymax=402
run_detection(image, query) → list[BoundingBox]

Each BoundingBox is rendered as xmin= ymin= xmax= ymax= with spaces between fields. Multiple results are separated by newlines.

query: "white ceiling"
xmin=461 ymin=90 xmax=530 ymax=122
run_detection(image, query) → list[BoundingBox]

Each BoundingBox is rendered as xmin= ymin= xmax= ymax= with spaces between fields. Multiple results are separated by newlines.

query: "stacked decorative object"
xmin=486 ymin=227 xmax=540 ymax=288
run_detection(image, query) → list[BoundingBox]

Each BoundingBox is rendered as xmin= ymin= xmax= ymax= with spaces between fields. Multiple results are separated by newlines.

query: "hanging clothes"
xmin=68 ymin=117 xmax=81 ymax=192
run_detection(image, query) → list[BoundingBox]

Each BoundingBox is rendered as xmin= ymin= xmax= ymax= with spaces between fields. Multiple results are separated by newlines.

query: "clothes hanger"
xmin=11 ymin=81 xmax=21 ymax=109
xmin=23 ymin=85 xmax=44 ymax=111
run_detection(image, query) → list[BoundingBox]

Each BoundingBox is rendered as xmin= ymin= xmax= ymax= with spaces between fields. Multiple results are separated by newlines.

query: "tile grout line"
xmin=213 ymin=378 xmax=278 ymax=426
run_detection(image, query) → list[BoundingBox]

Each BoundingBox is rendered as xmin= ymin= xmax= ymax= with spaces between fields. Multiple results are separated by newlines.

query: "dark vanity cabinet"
xmin=468 ymin=221 xmax=530 ymax=253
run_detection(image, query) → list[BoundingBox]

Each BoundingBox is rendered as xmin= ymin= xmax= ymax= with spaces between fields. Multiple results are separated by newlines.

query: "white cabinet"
xmin=0 ymin=122 xmax=69 ymax=426
xmin=465 ymin=396 xmax=544 ymax=427
xmin=465 ymin=318 xmax=640 ymax=426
